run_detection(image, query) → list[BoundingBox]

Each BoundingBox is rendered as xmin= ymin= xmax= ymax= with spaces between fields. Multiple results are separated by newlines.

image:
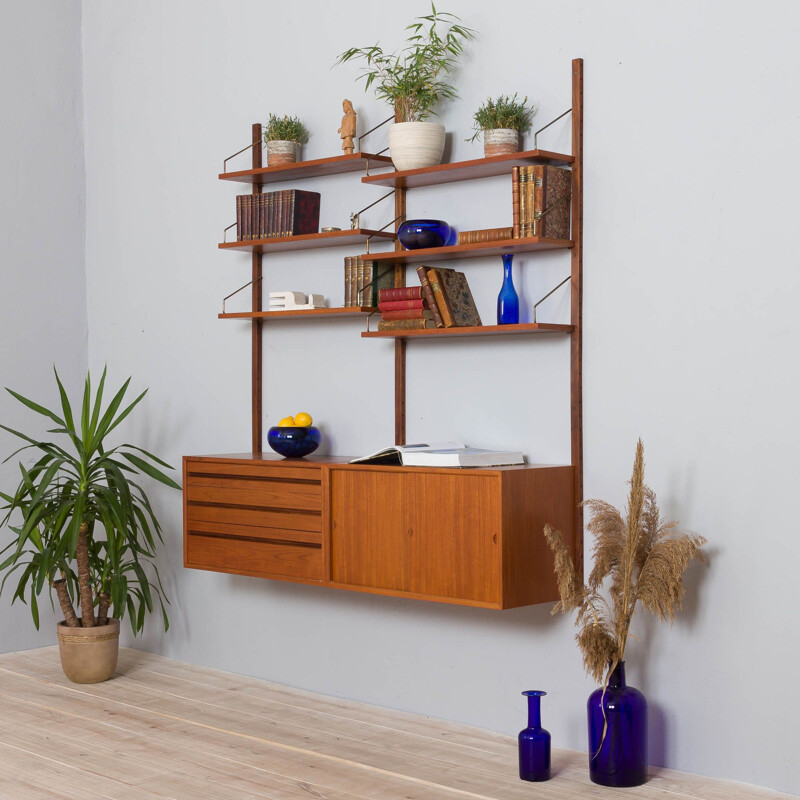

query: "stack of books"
xmin=376 ymin=266 xmax=482 ymax=331
xmin=511 ymin=165 xmax=571 ymax=239
xmin=235 ymin=189 xmax=320 ymax=241
xmin=344 ymin=257 xmax=395 ymax=308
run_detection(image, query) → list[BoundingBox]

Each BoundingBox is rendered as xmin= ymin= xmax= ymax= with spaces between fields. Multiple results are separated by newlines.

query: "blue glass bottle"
xmin=497 ymin=253 xmax=519 ymax=324
xmin=587 ymin=662 xmax=648 ymax=787
xmin=518 ymin=690 xmax=551 ymax=781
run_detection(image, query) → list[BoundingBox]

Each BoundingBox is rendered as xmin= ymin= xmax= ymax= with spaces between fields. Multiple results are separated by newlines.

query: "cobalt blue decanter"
xmin=518 ymin=690 xmax=551 ymax=781
xmin=587 ymin=661 xmax=648 ymax=787
xmin=497 ymin=253 xmax=519 ymax=324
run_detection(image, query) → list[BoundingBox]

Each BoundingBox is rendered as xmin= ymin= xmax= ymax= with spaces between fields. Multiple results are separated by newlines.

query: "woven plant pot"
xmin=483 ymin=128 xmax=520 ymax=157
xmin=267 ymin=140 xmax=299 ymax=166
xmin=57 ymin=618 xmax=120 ymax=684
xmin=388 ymin=122 xmax=446 ymax=171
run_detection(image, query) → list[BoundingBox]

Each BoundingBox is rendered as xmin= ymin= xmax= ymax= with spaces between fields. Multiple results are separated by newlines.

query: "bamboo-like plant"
xmin=544 ymin=440 xmax=706 ymax=684
xmin=0 ymin=368 xmax=180 ymax=633
xmin=334 ymin=4 xmax=476 ymax=122
xmin=264 ymin=114 xmax=309 ymax=144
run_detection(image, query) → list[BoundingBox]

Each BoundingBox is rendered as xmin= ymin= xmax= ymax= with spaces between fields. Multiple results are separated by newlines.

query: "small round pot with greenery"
xmin=0 ymin=368 xmax=180 ymax=683
xmin=335 ymin=4 xmax=476 ymax=171
xmin=469 ymin=93 xmax=534 ymax=157
xmin=264 ymin=114 xmax=310 ymax=166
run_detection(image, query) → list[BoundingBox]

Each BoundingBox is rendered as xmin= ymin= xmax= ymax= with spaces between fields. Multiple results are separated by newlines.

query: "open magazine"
xmin=350 ymin=442 xmax=524 ymax=468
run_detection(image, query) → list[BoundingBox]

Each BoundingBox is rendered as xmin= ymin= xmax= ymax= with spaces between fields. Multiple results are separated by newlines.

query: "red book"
xmin=381 ymin=309 xmax=434 ymax=321
xmin=288 ymin=190 xmax=321 ymax=235
xmin=378 ymin=299 xmax=426 ymax=311
xmin=378 ymin=286 xmax=423 ymax=302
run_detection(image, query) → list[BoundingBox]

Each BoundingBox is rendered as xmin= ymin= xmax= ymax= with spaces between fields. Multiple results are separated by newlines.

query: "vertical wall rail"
xmin=251 ymin=123 xmax=264 ymax=453
xmin=393 ymin=105 xmax=408 ymax=445
xmin=570 ymin=59 xmax=585 ymax=578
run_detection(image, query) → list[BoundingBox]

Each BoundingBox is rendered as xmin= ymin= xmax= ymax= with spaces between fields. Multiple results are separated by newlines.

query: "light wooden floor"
xmin=0 ymin=647 xmax=793 ymax=800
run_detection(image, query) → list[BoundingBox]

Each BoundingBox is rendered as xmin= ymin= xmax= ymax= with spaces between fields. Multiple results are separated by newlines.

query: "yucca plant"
xmin=334 ymin=4 xmax=476 ymax=122
xmin=0 ymin=368 xmax=180 ymax=634
xmin=544 ymin=440 xmax=706 ymax=684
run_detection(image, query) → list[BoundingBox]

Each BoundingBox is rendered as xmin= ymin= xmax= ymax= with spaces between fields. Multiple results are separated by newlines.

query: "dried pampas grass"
xmin=545 ymin=440 xmax=706 ymax=685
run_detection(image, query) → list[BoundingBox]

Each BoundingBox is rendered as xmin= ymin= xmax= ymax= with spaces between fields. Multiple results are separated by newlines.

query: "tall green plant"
xmin=334 ymin=4 xmax=476 ymax=122
xmin=0 ymin=368 xmax=180 ymax=634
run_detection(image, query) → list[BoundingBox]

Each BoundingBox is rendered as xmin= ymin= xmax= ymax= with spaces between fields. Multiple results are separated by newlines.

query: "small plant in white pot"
xmin=0 ymin=368 xmax=180 ymax=684
xmin=469 ymin=93 xmax=534 ymax=157
xmin=264 ymin=114 xmax=310 ymax=166
xmin=335 ymin=4 xmax=476 ymax=171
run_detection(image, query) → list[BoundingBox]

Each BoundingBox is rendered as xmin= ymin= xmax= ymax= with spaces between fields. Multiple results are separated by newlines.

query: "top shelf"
xmin=361 ymin=149 xmax=574 ymax=189
xmin=219 ymin=152 xmax=393 ymax=185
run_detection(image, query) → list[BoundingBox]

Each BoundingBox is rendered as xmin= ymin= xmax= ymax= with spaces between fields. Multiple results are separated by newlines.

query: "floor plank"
xmin=0 ymin=647 xmax=793 ymax=800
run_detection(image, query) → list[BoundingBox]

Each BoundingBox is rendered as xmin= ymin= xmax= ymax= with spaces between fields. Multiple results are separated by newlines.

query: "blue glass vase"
xmin=587 ymin=662 xmax=648 ymax=787
xmin=497 ymin=254 xmax=519 ymax=324
xmin=518 ymin=690 xmax=551 ymax=781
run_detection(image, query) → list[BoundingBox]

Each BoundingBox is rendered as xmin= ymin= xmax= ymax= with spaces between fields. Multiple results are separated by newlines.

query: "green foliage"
xmin=264 ymin=114 xmax=309 ymax=144
xmin=0 ymin=368 xmax=180 ymax=635
xmin=468 ymin=93 xmax=535 ymax=141
xmin=334 ymin=4 xmax=476 ymax=122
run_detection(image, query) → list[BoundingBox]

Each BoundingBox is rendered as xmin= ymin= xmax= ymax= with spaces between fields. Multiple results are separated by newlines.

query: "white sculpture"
xmin=269 ymin=291 xmax=325 ymax=310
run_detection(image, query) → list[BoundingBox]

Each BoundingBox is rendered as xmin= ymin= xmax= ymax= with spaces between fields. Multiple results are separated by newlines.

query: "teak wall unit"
xmin=184 ymin=59 xmax=584 ymax=607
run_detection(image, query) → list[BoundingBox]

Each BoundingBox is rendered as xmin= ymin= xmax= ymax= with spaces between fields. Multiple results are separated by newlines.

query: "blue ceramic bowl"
xmin=267 ymin=426 xmax=321 ymax=458
xmin=397 ymin=219 xmax=452 ymax=250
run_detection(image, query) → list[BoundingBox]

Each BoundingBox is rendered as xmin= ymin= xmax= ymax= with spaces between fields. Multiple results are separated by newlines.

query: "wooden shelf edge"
xmin=219 ymin=229 xmax=396 ymax=253
xmin=220 ymin=307 xmax=376 ymax=320
xmin=361 ymin=236 xmax=573 ymax=264
xmin=362 ymin=323 xmax=573 ymax=339
xmin=220 ymin=152 xmax=393 ymax=184
xmin=362 ymin=149 xmax=574 ymax=188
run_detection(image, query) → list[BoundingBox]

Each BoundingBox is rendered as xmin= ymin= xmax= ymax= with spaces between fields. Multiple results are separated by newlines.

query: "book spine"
xmin=243 ymin=195 xmax=251 ymax=241
xmin=282 ymin=189 xmax=290 ymax=236
xmin=363 ymin=261 xmax=375 ymax=307
xmin=355 ymin=257 xmax=365 ymax=305
xmin=426 ymin=267 xmax=455 ymax=328
xmin=270 ymin=192 xmax=278 ymax=238
xmin=377 ymin=319 xmax=436 ymax=330
xmin=236 ymin=195 xmax=243 ymax=241
xmin=378 ymin=299 xmax=427 ymax=311
xmin=415 ymin=265 xmax=445 ymax=328
xmin=457 ymin=227 xmax=513 ymax=245
xmin=524 ymin=166 xmax=536 ymax=237
xmin=512 ymin=166 xmax=520 ymax=239
xmin=381 ymin=309 xmax=433 ymax=321
xmin=256 ymin=193 xmax=263 ymax=240
xmin=533 ymin=165 xmax=544 ymax=236
xmin=378 ymin=286 xmax=423 ymax=302
xmin=344 ymin=257 xmax=353 ymax=307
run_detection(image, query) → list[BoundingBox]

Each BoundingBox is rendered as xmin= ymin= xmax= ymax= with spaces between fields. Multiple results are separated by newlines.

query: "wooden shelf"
xmin=361 ymin=149 xmax=573 ymax=189
xmin=360 ymin=236 xmax=572 ymax=265
xmin=220 ymin=307 xmax=376 ymax=320
xmin=219 ymin=152 xmax=393 ymax=185
xmin=219 ymin=229 xmax=395 ymax=254
xmin=362 ymin=322 xmax=572 ymax=339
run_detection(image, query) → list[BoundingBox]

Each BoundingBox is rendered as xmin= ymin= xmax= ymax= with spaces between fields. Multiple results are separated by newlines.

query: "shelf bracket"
xmin=350 ymin=189 xmax=395 ymax=235
xmin=534 ymin=108 xmax=572 ymax=149
xmin=222 ymin=127 xmax=264 ymax=174
xmin=222 ymin=276 xmax=262 ymax=314
xmin=532 ymin=276 xmax=571 ymax=323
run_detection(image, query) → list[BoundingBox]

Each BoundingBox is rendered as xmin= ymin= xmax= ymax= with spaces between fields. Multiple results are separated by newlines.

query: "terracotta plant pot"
xmin=483 ymin=128 xmax=520 ymax=157
xmin=267 ymin=140 xmax=299 ymax=166
xmin=57 ymin=618 xmax=120 ymax=684
xmin=388 ymin=121 xmax=446 ymax=171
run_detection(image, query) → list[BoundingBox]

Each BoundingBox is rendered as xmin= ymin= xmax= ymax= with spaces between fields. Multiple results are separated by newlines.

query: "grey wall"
xmin=0 ymin=0 xmax=87 ymax=653
xmin=1 ymin=0 xmax=788 ymax=793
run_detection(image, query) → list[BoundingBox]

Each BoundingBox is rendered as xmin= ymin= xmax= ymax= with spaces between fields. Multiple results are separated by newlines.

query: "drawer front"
xmin=184 ymin=458 xmax=323 ymax=581
xmin=329 ymin=468 xmax=501 ymax=603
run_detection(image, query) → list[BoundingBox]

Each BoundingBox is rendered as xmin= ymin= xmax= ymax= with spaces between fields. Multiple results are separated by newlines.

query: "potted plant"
xmin=0 ymin=368 xmax=180 ymax=684
xmin=544 ymin=440 xmax=706 ymax=787
xmin=335 ymin=5 xmax=476 ymax=171
xmin=469 ymin=93 xmax=534 ymax=157
xmin=264 ymin=114 xmax=310 ymax=166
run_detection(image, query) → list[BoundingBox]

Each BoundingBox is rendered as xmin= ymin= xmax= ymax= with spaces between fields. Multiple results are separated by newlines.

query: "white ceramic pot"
xmin=388 ymin=122 xmax=446 ymax=171
xmin=483 ymin=128 xmax=520 ymax=157
xmin=267 ymin=140 xmax=298 ymax=166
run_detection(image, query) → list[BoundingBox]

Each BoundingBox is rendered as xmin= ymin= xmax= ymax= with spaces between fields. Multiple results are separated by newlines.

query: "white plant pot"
xmin=388 ymin=122 xmax=446 ymax=171
xmin=483 ymin=128 xmax=520 ymax=157
xmin=267 ymin=140 xmax=299 ymax=166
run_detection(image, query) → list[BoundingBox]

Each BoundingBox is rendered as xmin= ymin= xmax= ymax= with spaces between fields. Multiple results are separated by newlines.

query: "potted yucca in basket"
xmin=544 ymin=440 xmax=706 ymax=787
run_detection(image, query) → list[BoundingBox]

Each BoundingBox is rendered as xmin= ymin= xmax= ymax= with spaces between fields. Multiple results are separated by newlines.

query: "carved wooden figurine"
xmin=338 ymin=99 xmax=357 ymax=155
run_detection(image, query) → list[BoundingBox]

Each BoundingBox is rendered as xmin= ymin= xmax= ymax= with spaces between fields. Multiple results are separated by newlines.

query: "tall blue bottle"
xmin=518 ymin=690 xmax=551 ymax=781
xmin=497 ymin=253 xmax=519 ymax=324
xmin=587 ymin=661 xmax=648 ymax=787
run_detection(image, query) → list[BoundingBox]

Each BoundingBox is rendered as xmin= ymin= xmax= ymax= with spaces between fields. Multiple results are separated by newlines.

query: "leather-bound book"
xmin=377 ymin=318 xmax=436 ymax=330
xmin=344 ymin=257 xmax=353 ymax=306
xmin=381 ymin=309 xmax=434 ymax=321
xmin=378 ymin=298 xmax=427 ymax=311
xmin=433 ymin=268 xmax=482 ymax=327
xmin=415 ymin=265 xmax=445 ymax=327
xmin=511 ymin=166 xmax=521 ymax=238
xmin=532 ymin=165 xmax=571 ymax=239
xmin=379 ymin=286 xmax=422 ymax=302
xmin=236 ymin=195 xmax=243 ymax=241
xmin=426 ymin=267 xmax=456 ymax=327
xmin=288 ymin=190 xmax=321 ymax=236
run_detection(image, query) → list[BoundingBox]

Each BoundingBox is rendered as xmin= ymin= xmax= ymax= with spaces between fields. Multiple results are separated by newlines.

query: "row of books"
xmin=376 ymin=266 xmax=482 ymax=330
xmin=343 ymin=257 xmax=395 ymax=307
xmin=235 ymin=190 xmax=320 ymax=241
